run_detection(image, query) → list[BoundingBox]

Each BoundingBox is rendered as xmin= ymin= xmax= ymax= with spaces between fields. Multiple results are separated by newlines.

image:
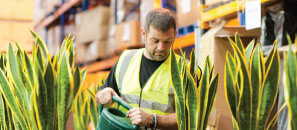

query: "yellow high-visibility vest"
xmin=115 ymin=48 xmax=177 ymax=115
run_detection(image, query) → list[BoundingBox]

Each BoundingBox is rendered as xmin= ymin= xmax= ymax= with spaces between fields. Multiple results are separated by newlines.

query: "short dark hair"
xmin=144 ymin=8 xmax=176 ymax=33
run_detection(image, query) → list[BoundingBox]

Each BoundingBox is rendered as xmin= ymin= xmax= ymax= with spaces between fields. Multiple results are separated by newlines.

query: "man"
xmin=95 ymin=8 xmax=178 ymax=130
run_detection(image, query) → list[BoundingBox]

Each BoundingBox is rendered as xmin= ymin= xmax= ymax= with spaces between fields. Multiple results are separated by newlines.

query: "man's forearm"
xmin=157 ymin=113 xmax=178 ymax=130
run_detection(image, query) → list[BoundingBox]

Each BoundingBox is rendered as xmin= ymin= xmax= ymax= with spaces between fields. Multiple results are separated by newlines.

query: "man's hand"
xmin=127 ymin=107 xmax=150 ymax=127
xmin=95 ymin=87 xmax=119 ymax=105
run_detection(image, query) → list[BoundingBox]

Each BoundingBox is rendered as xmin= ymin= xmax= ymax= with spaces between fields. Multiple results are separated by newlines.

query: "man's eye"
xmin=164 ymin=41 xmax=170 ymax=44
xmin=152 ymin=40 xmax=159 ymax=43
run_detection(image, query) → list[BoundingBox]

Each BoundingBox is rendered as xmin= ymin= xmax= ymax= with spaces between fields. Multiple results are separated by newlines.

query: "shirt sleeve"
xmin=98 ymin=61 xmax=121 ymax=96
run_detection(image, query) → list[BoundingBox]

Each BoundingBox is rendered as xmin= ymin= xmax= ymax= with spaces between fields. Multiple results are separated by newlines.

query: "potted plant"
xmin=170 ymin=49 xmax=219 ymax=130
xmin=224 ymin=34 xmax=280 ymax=130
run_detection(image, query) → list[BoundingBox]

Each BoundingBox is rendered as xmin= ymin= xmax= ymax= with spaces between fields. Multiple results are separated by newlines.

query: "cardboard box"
xmin=110 ymin=0 xmax=140 ymax=24
xmin=0 ymin=21 xmax=33 ymax=52
xmin=47 ymin=25 xmax=61 ymax=55
xmin=176 ymin=0 xmax=201 ymax=27
xmin=106 ymin=25 xmax=116 ymax=56
xmin=33 ymin=0 xmax=47 ymax=25
xmin=0 ymin=0 xmax=34 ymax=20
xmin=140 ymin=0 xmax=154 ymax=29
xmin=115 ymin=20 xmax=141 ymax=50
xmin=198 ymin=24 xmax=260 ymax=130
xmin=75 ymin=40 xmax=108 ymax=63
xmin=75 ymin=6 xmax=110 ymax=44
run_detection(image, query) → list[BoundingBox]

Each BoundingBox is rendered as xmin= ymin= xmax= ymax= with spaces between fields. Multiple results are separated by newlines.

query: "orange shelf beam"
xmin=173 ymin=32 xmax=195 ymax=49
xmin=86 ymin=56 xmax=119 ymax=73
xmin=34 ymin=0 xmax=80 ymax=31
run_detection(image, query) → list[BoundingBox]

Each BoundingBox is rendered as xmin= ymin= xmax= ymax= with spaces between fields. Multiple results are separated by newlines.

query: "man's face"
xmin=142 ymin=26 xmax=176 ymax=61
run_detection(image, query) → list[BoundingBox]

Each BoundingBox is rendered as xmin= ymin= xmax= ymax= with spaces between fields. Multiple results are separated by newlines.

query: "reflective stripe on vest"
xmin=115 ymin=48 xmax=175 ymax=115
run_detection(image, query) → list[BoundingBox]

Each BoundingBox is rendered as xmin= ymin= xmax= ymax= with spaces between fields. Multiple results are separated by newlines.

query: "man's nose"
xmin=157 ymin=42 xmax=167 ymax=50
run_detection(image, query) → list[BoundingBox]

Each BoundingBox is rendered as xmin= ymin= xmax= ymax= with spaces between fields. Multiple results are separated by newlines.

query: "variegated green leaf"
xmin=0 ymin=69 xmax=27 ymax=129
xmin=186 ymin=69 xmax=198 ymax=130
xmin=169 ymin=49 xmax=185 ymax=130
xmin=30 ymin=30 xmax=50 ymax=59
xmin=89 ymin=97 xmax=98 ymax=127
xmin=225 ymin=54 xmax=238 ymax=118
xmin=245 ymin=39 xmax=255 ymax=65
xmin=35 ymin=58 xmax=48 ymax=129
xmin=57 ymin=51 xmax=71 ymax=130
xmin=0 ymin=93 xmax=5 ymax=128
xmin=203 ymin=74 xmax=219 ymax=130
xmin=235 ymin=33 xmax=245 ymax=56
xmin=44 ymin=61 xmax=56 ymax=130
xmin=249 ymin=44 xmax=261 ymax=130
xmin=198 ymin=56 xmax=210 ymax=130
xmin=258 ymin=45 xmax=280 ymax=130
xmin=234 ymin=44 xmax=252 ymax=130
xmin=283 ymin=45 xmax=297 ymax=129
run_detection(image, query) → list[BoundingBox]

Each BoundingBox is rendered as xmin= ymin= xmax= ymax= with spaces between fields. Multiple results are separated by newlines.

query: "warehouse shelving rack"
xmin=200 ymin=0 xmax=274 ymax=29
xmin=33 ymin=0 xmax=275 ymax=73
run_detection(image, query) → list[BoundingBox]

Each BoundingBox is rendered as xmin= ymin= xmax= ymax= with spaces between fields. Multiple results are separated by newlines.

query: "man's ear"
xmin=141 ymin=28 xmax=146 ymax=41
xmin=175 ymin=30 xmax=177 ymax=37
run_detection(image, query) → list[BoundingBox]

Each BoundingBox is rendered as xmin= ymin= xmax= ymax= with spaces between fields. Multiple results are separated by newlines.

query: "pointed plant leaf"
xmin=80 ymin=68 xmax=87 ymax=86
xmin=44 ymin=61 xmax=56 ymax=129
xmin=245 ymin=39 xmax=255 ymax=65
xmin=249 ymin=44 xmax=262 ymax=130
xmin=224 ymin=53 xmax=238 ymax=118
xmin=24 ymin=52 xmax=35 ymax=85
xmin=234 ymin=45 xmax=252 ymax=130
xmin=0 ymin=94 xmax=5 ymax=128
xmin=186 ymin=70 xmax=198 ymax=130
xmin=34 ymin=59 xmax=47 ymax=129
xmin=36 ymin=46 xmax=44 ymax=71
xmin=264 ymin=40 xmax=278 ymax=71
xmin=0 ymin=69 xmax=27 ymax=129
xmin=235 ymin=33 xmax=245 ymax=56
xmin=283 ymin=44 xmax=297 ymax=130
xmin=198 ymin=57 xmax=210 ymax=130
xmin=57 ymin=51 xmax=71 ymax=130
xmin=73 ymin=67 xmax=81 ymax=99
xmin=169 ymin=49 xmax=185 ymax=130
xmin=203 ymin=74 xmax=219 ymax=130
xmin=258 ymin=45 xmax=280 ymax=130
xmin=30 ymin=30 xmax=50 ymax=59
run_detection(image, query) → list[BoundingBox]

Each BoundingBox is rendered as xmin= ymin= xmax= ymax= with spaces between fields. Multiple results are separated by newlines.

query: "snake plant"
xmin=283 ymin=35 xmax=297 ymax=130
xmin=170 ymin=49 xmax=219 ymax=130
xmin=73 ymin=76 xmax=106 ymax=130
xmin=224 ymin=34 xmax=280 ymax=130
xmin=0 ymin=31 xmax=86 ymax=130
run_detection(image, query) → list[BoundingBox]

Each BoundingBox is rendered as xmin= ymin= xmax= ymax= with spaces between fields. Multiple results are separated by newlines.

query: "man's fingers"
xmin=128 ymin=107 xmax=139 ymax=114
xmin=130 ymin=116 xmax=141 ymax=125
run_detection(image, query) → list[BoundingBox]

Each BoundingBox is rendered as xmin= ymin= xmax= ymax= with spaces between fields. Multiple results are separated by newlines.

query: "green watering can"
xmin=96 ymin=96 xmax=139 ymax=130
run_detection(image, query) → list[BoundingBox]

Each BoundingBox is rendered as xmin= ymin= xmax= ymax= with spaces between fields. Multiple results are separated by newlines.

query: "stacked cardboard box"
xmin=110 ymin=0 xmax=140 ymax=24
xmin=198 ymin=24 xmax=260 ymax=130
xmin=0 ymin=0 xmax=34 ymax=20
xmin=33 ymin=0 xmax=47 ymax=25
xmin=75 ymin=6 xmax=110 ymax=63
xmin=0 ymin=0 xmax=34 ymax=52
xmin=0 ymin=21 xmax=34 ymax=52
xmin=115 ymin=20 xmax=141 ymax=50
xmin=176 ymin=0 xmax=201 ymax=27
xmin=47 ymin=25 xmax=62 ymax=55
xmin=140 ymin=0 xmax=154 ymax=29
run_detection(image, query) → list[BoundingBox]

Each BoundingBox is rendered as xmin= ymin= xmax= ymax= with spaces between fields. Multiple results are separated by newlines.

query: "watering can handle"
xmin=98 ymin=96 xmax=132 ymax=118
xmin=97 ymin=96 xmax=140 ymax=130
